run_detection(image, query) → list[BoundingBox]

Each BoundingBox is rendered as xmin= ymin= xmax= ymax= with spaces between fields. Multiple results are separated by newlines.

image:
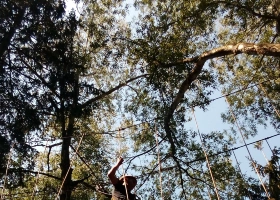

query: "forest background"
xmin=0 ymin=0 xmax=280 ymax=199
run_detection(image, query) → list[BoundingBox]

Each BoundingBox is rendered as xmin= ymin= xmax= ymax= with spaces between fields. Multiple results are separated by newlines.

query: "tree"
xmin=123 ymin=0 xmax=280 ymax=199
xmin=247 ymin=143 xmax=280 ymax=200
xmin=1 ymin=0 xmax=134 ymax=199
xmin=1 ymin=0 xmax=280 ymax=199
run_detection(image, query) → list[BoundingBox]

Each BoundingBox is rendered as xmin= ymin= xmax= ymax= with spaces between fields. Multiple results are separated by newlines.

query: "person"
xmin=107 ymin=157 xmax=137 ymax=200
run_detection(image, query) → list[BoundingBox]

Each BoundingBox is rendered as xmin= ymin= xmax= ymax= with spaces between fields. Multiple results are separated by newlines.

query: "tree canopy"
xmin=0 ymin=0 xmax=280 ymax=199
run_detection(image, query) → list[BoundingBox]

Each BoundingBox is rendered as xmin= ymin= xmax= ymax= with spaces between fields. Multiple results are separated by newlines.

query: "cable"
xmin=2 ymin=132 xmax=280 ymax=198
xmin=258 ymin=82 xmax=280 ymax=118
xmin=192 ymin=108 xmax=221 ymax=200
xmin=3 ymin=79 xmax=273 ymax=144
xmin=0 ymin=78 xmax=276 ymax=148
xmin=232 ymin=150 xmax=253 ymax=200
xmin=225 ymin=96 xmax=270 ymax=199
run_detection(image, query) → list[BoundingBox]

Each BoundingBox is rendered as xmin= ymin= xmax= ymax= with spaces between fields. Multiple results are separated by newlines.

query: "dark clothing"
xmin=111 ymin=180 xmax=136 ymax=200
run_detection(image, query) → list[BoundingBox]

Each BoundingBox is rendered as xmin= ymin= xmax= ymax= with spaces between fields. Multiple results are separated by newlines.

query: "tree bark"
xmin=60 ymin=135 xmax=73 ymax=200
xmin=60 ymin=66 xmax=79 ymax=200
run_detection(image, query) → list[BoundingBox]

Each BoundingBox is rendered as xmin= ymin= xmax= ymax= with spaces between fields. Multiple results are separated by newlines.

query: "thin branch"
xmin=126 ymin=136 xmax=167 ymax=165
xmin=212 ymin=1 xmax=279 ymax=20
xmin=72 ymin=175 xmax=91 ymax=187
xmin=81 ymin=182 xmax=112 ymax=198
xmin=15 ymin=52 xmax=60 ymax=98
xmin=5 ymin=168 xmax=61 ymax=180
xmin=69 ymin=145 xmax=99 ymax=180
xmin=136 ymin=155 xmax=169 ymax=191
xmin=47 ymin=142 xmax=63 ymax=172
xmin=80 ymin=74 xmax=149 ymax=109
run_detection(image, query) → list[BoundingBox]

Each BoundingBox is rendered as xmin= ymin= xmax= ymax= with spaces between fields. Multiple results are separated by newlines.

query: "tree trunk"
xmin=60 ymin=135 xmax=73 ymax=200
xmin=60 ymin=104 xmax=76 ymax=200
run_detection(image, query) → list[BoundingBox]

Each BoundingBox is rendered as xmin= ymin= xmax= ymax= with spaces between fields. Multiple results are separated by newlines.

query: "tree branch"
xmin=164 ymin=43 xmax=280 ymax=156
xmin=212 ymin=1 xmax=279 ymax=20
xmin=80 ymin=74 xmax=149 ymax=109
xmin=47 ymin=142 xmax=63 ymax=172
xmin=22 ymin=169 xmax=61 ymax=180
xmin=2 ymin=168 xmax=61 ymax=180
xmin=16 ymin=52 xmax=60 ymax=98
xmin=69 ymin=145 xmax=109 ymax=193
xmin=81 ymin=182 xmax=112 ymax=198
xmin=0 ymin=7 xmax=26 ymax=59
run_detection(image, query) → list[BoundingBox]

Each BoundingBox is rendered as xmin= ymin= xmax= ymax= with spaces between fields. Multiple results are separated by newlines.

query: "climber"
xmin=108 ymin=157 xmax=137 ymax=200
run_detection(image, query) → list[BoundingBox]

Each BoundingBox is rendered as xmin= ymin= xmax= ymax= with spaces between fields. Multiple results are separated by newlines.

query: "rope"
xmin=232 ymin=150 xmax=253 ymax=200
xmin=191 ymin=108 xmax=221 ymax=200
xmin=55 ymin=133 xmax=85 ymax=200
xmin=118 ymin=128 xmax=130 ymax=200
xmin=258 ymin=82 xmax=280 ymax=118
xmin=155 ymin=124 xmax=164 ymax=200
xmin=264 ymin=139 xmax=280 ymax=170
xmin=199 ymin=162 xmax=212 ymax=200
xmin=1 ymin=142 xmax=15 ymax=199
xmin=259 ymin=145 xmax=270 ymax=164
xmin=193 ymin=80 xmax=220 ymax=199
xmin=265 ymin=139 xmax=274 ymax=153
xmin=224 ymin=96 xmax=271 ymax=199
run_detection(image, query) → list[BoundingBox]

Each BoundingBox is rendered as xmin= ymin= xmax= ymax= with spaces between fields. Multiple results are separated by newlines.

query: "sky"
xmin=193 ymin=90 xmax=279 ymax=174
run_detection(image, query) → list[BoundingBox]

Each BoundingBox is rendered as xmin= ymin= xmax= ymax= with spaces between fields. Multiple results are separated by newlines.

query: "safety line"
xmin=265 ymin=139 xmax=274 ymax=153
xmin=191 ymin=108 xmax=221 ymax=200
xmin=225 ymin=96 xmax=270 ymax=199
xmin=232 ymin=150 xmax=253 ymax=200
xmin=264 ymin=139 xmax=280 ymax=167
xmin=258 ymin=82 xmax=280 ymax=118
xmin=200 ymin=162 xmax=212 ymax=200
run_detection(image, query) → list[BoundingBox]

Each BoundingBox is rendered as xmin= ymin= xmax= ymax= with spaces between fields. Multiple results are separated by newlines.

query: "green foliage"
xmin=1 ymin=0 xmax=280 ymax=199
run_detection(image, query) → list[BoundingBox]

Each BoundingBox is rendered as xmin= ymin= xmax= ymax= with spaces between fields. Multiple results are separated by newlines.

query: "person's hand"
xmin=116 ymin=157 xmax=124 ymax=166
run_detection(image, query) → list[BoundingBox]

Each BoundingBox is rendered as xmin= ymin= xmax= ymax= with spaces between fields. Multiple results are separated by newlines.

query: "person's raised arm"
xmin=107 ymin=157 xmax=124 ymax=185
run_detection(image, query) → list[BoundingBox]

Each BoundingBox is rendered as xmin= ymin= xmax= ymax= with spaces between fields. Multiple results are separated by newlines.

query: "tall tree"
xmin=1 ymin=0 xmax=280 ymax=199
xmin=122 ymin=0 xmax=280 ymax=199
xmin=0 ymin=0 xmax=135 ymax=199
